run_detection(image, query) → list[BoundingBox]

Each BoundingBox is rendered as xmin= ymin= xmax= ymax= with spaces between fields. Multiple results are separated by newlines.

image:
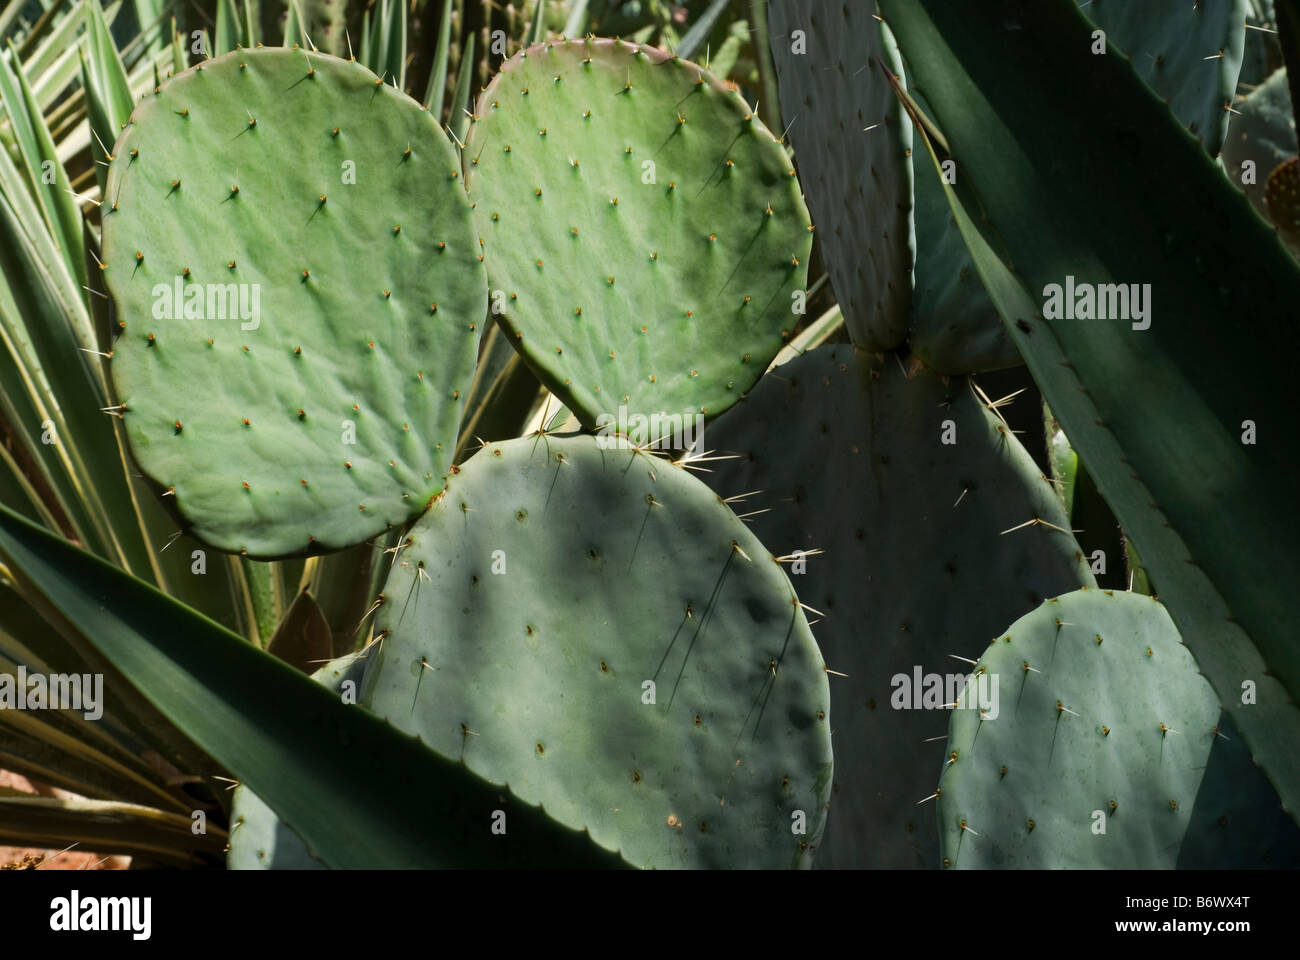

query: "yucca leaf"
xmin=215 ymin=0 xmax=240 ymax=54
xmin=423 ymin=0 xmax=453 ymax=114
xmin=0 ymin=39 xmax=86 ymax=289
xmin=0 ymin=795 xmax=222 ymax=865
xmin=84 ymin=0 xmax=134 ymax=127
xmin=677 ymin=0 xmax=728 ymax=60
xmin=447 ymin=31 xmax=474 ymax=144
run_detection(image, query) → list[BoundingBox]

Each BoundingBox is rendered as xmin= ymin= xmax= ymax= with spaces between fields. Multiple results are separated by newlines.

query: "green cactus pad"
xmin=462 ymin=38 xmax=812 ymax=436
xmin=102 ymin=48 xmax=486 ymax=558
xmin=1223 ymin=68 xmax=1297 ymax=220
xmin=702 ymin=345 xmax=1093 ymax=867
xmin=767 ymin=0 xmax=914 ymax=350
xmin=358 ymin=435 xmax=833 ymax=869
xmin=937 ymin=589 xmax=1300 ymax=868
xmin=1082 ymin=0 xmax=1248 ymax=156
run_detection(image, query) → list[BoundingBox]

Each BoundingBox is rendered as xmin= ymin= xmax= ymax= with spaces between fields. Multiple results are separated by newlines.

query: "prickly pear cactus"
xmin=1223 ymin=68 xmax=1297 ymax=221
xmin=358 ymin=435 xmax=834 ymax=869
xmin=1081 ymin=0 xmax=1249 ymax=156
xmin=937 ymin=589 xmax=1300 ymax=868
xmin=703 ymin=345 xmax=1094 ymax=866
xmin=102 ymin=48 xmax=486 ymax=558
xmin=463 ymin=38 xmax=812 ymax=437
xmin=766 ymin=0 xmax=913 ymax=351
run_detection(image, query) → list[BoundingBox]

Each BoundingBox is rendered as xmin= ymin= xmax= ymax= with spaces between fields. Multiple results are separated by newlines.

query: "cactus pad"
xmin=358 ymin=435 xmax=833 ymax=869
xmin=463 ymin=38 xmax=813 ymax=436
xmin=1223 ymin=68 xmax=1297 ymax=220
xmin=767 ymin=0 xmax=914 ymax=350
xmin=103 ymin=48 xmax=486 ymax=558
xmin=937 ymin=589 xmax=1300 ymax=868
xmin=1083 ymin=0 xmax=1248 ymax=156
xmin=703 ymin=345 xmax=1093 ymax=866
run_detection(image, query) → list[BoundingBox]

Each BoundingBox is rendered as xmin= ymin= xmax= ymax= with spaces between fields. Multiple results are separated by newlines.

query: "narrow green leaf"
xmin=0 ymin=40 xmax=86 ymax=290
xmin=86 ymin=0 xmax=135 ymax=127
xmin=749 ymin=0 xmax=781 ymax=134
xmin=171 ymin=19 xmax=186 ymax=76
xmin=423 ymin=0 xmax=454 ymax=115
xmin=562 ymin=0 xmax=589 ymax=39
xmin=216 ymin=0 xmax=239 ymax=54
xmin=131 ymin=0 xmax=169 ymax=55
xmin=452 ymin=351 xmax=540 ymax=463
xmin=448 ymin=32 xmax=475 ymax=145
xmin=389 ymin=0 xmax=406 ymax=89
xmin=360 ymin=7 xmax=372 ymax=70
xmin=283 ymin=0 xmax=303 ymax=47
xmin=241 ymin=555 xmax=276 ymax=647
xmin=527 ymin=0 xmax=545 ymax=44
xmin=677 ymin=0 xmax=728 ymax=61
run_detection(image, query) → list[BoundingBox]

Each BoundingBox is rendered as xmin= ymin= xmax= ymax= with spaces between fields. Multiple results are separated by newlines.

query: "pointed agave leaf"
xmin=0 ymin=504 xmax=632 ymax=868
